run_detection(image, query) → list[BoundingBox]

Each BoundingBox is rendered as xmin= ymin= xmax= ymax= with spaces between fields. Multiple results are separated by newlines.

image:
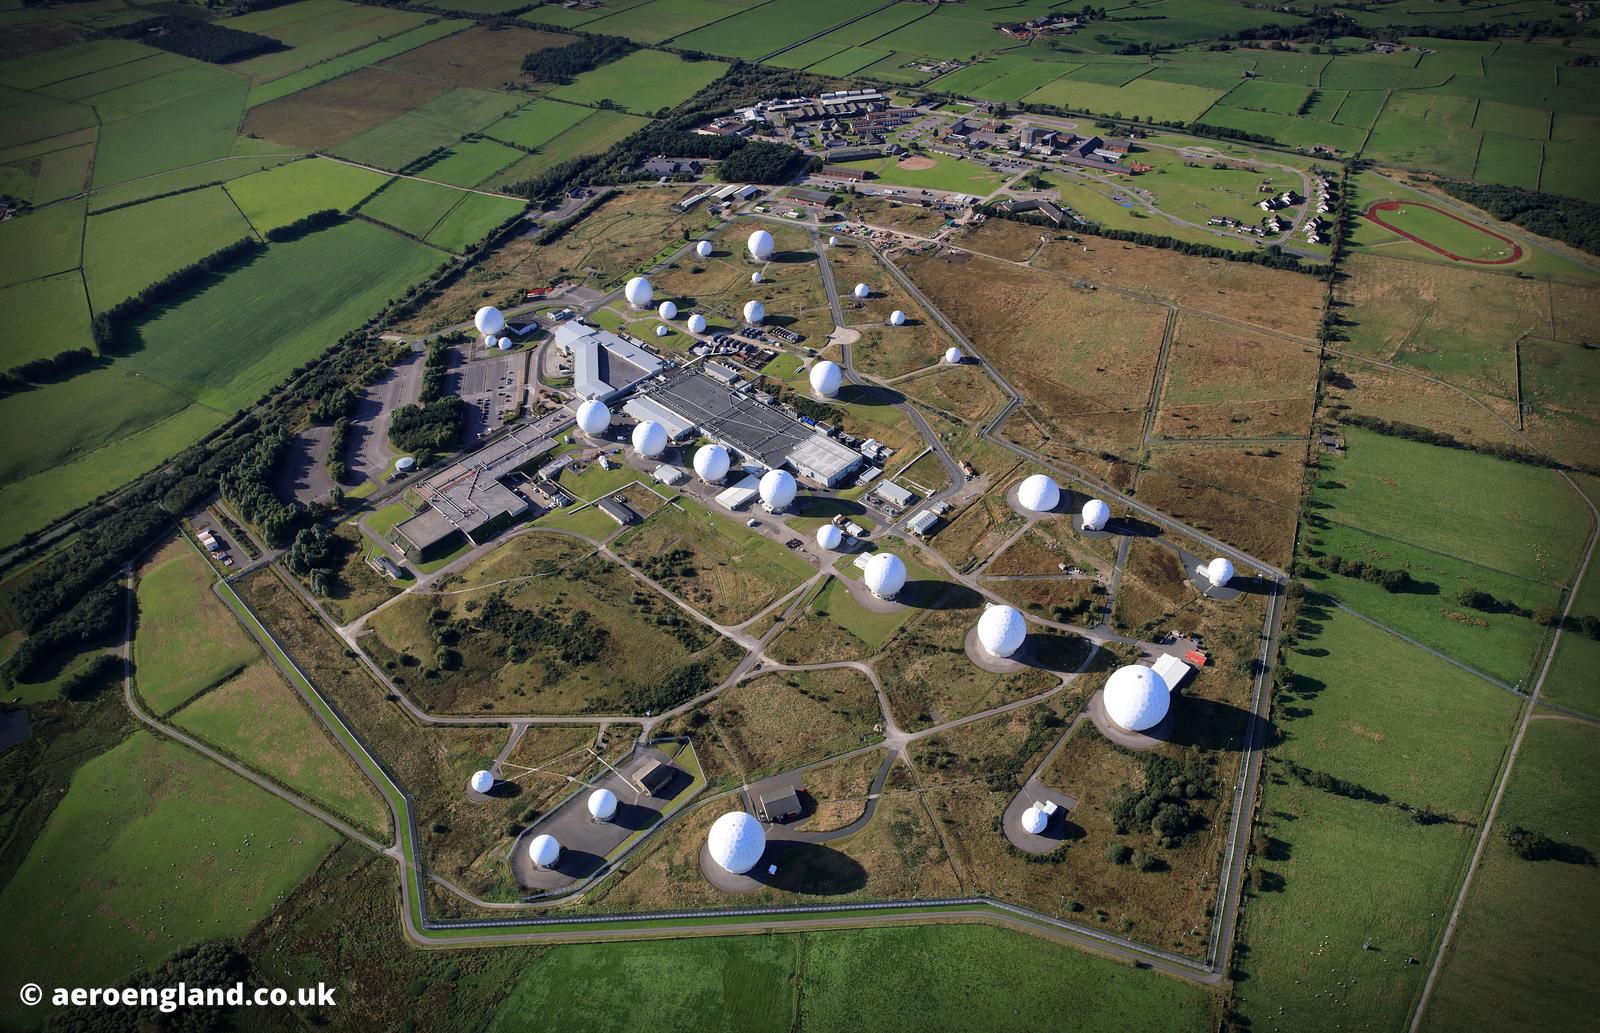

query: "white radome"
xmin=658 ymin=300 xmax=678 ymax=321
xmin=1017 ymin=474 xmax=1060 ymax=514
xmin=693 ymin=444 xmax=730 ymax=483
xmin=888 ymin=310 xmax=907 ymax=326
xmin=483 ymin=333 xmax=498 ymax=347
xmin=632 ymin=420 xmax=667 ymax=458
xmin=469 ymin=770 xmax=494 ymax=794
xmin=759 ymin=468 xmax=796 ymax=511
xmin=396 ymin=456 xmax=416 ymax=472
xmin=1207 ymin=556 xmax=1235 ymax=588
xmin=1021 ymin=804 xmax=1048 ymax=835
xmin=588 ymin=788 xmax=618 ymax=821
xmin=977 ymin=604 xmax=1027 ymax=658
xmin=828 ymin=235 xmax=839 ymax=246
xmin=528 ymin=833 xmax=561 ymax=868
xmin=707 ymin=811 xmax=766 ymax=874
xmin=852 ymin=282 xmax=870 ymax=300
xmin=624 ymin=275 xmax=653 ymax=308
xmin=747 ymin=229 xmax=775 ymax=261
xmin=816 ymin=523 xmax=843 ymax=550
xmin=743 ymin=299 xmax=766 ymax=324
xmin=655 ymin=325 xmax=669 ymax=337
xmin=751 ymin=271 xmax=763 ymax=285
xmin=498 ymin=337 xmax=513 ymax=350
xmin=809 ymin=360 xmax=842 ymax=398
xmin=1081 ymin=498 xmax=1111 ymax=531
xmin=944 ymin=346 xmax=963 ymax=364
xmin=695 ymin=239 xmax=713 ymax=258
xmin=575 ymin=399 xmax=610 ymax=435
xmin=687 ymin=312 xmax=708 ymax=334
xmin=863 ymin=552 xmax=907 ymax=600
xmin=1103 ymin=665 xmax=1171 ymax=732
xmin=474 ymin=306 xmax=505 ymax=335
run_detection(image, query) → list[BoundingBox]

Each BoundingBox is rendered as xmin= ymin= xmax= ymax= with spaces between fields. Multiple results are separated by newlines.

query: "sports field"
xmin=0 ymin=732 xmax=339 ymax=1030
xmin=835 ymin=153 xmax=1005 ymax=196
xmin=1361 ymin=200 xmax=1522 ymax=264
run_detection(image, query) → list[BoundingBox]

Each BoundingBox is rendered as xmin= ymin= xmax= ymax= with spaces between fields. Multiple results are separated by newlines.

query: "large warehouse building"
xmin=392 ymin=425 xmax=554 ymax=558
xmin=634 ymin=368 xmax=864 ymax=488
xmin=553 ymin=322 xmax=665 ymax=402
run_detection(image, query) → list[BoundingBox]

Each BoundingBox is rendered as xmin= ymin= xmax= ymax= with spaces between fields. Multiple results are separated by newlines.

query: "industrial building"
xmin=634 ymin=368 xmax=864 ymax=487
xmin=623 ymin=396 xmax=696 ymax=440
xmin=392 ymin=425 xmax=554 ymax=558
xmin=552 ymin=322 xmax=665 ymax=401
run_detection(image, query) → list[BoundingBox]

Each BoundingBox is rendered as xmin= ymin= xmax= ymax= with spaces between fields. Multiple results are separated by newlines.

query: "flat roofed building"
xmin=631 ymin=758 xmax=676 ymax=795
xmin=642 ymin=371 xmax=810 ymax=467
xmin=552 ymin=322 xmax=665 ymax=402
xmin=597 ymin=497 xmax=639 ymax=525
xmin=704 ymin=361 xmax=742 ymax=385
xmin=787 ymin=433 xmax=862 ymax=487
xmin=393 ymin=425 xmax=554 ymax=557
xmin=1152 ymin=652 xmax=1193 ymax=690
xmin=759 ymin=785 xmax=803 ymax=823
xmin=714 ymin=473 xmax=760 ymax=510
xmin=875 ymin=480 xmax=915 ymax=508
xmin=623 ymin=396 xmax=696 ymax=440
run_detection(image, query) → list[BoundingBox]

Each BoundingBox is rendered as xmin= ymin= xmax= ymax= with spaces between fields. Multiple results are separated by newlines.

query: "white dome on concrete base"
xmin=687 ymin=312 xmax=708 ymax=334
xmin=1021 ymin=804 xmax=1047 ymax=834
xmin=944 ymin=346 xmax=963 ymax=364
xmin=1017 ymin=474 xmax=1060 ymax=513
xmin=864 ymin=553 xmax=907 ymax=599
xmin=632 ymin=420 xmax=667 ymax=458
xmin=708 ymin=811 xmax=766 ymax=874
xmin=528 ymin=833 xmax=561 ymax=868
xmin=1207 ymin=557 xmax=1235 ymax=587
xmin=809 ymin=360 xmax=841 ymax=398
xmin=693 ymin=444 xmax=730 ymax=483
xmin=747 ymin=229 xmax=775 ymax=261
xmin=1082 ymin=499 xmax=1111 ymax=531
xmin=624 ymin=275 xmax=653 ymax=307
xmin=475 ymin=306 xmax=505 ymax=335
xmin=889 ymin=310 xmax=906 ymax=326
xmin=658 ymin=300 xmax=678 ymax=321
xmin=469 ymin=770 xmax=494 ymax=794
xmin=816 ymin=523 xmax=843 ymax=550
xmin=743 ymin=299 xmax=766 ymax=324
xmin=759 ymin=469 xmax=796 ymax=511
xmin=977 ymin=604 xmax=1027 ymax=658
xmin=1104 ymin=665 xmax=1170 ymax=732
xmin=588 ymin=788 xmax=618 ymax=821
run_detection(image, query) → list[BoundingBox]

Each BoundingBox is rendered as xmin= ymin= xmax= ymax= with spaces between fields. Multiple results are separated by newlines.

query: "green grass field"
xmin=1024 ymin=75 xmax=1224 ymax=123
xmin=670 ymin=0 xmax=860 ymax=60
xmin=0 ymin=732 xmax=339 ymax=1030
xmin=0 ymin=198 xmax=84 ymax=288
xmin=83 ymin=184 xmax=253 ymax=308
xmin=1421 ymin=718 xmax=1600 ymax=1033
xmin=1235 ymin=603 xmax=1522 ymax=1031
xmin=481 ymin=97 xmax=594 ymax=150
xmin=332 ymin=86 xmax=523 ymax=171
xmin=134 ymin=539 xmax=261 ymax=715
xmin=89 ymin=71 xmax=250 ymax=189
xmin=548 ymin=49 xmax=727 ymax=114
xmin=1540 ymin=476 xmax=1600 ymax=715
xmin=224 ymin=156 xmax=391 ymax=232
xmin=0 ymin=271 xmax=92 ymax=367
xmin=173 ymin=659 xmax=390 ymax=835
xmin=837 ymin=153 xmax=1005 ymax=196
xmin=1312 ymin=428 xmax=1590 ymax=584
xmin=489 ymin=924 xmax=1214 ymax=1033
xmin=245 ymin=18 xmax=470 ymax=107
xmin=414 ymin=138 xmax=523 ymax=188
xmin=122 ymin=219 xmax=441 ymax=411
xmin=425 ymin=190 xmax=523 ymax=251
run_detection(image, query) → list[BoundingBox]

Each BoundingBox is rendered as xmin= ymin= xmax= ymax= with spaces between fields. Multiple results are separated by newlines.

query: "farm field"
xmin=244 ymin=18 xmax=470 ymax=107
xmin=1023 ymin=75 xmax=1224 ymax=123
xmin=223 ymin=156 xmax=391 ymax=233
xmin=669 ymin=0 xmax=862 ymax=61
xmin=0 ymin=732 xmax=339 ymax=1031
xmin=172 ymin=659 xmax=390 ymax=836
xmin=1311 ymin=427 xmax=1588 ymax=584
xmin=1234 ymin=604 xmax=1522 ymax=1032
xmin=547 ymin=49 xmax=727 ymax=114
xmin=1421 ymin=718 xmax=1600 ymax=1033
xmin=0 ymin=272 xmax=93 ymax=368
xmin=82 ymin=185 xmax=253 ymax=308
xmin=133 ymin=537 xmax=261 ymax=716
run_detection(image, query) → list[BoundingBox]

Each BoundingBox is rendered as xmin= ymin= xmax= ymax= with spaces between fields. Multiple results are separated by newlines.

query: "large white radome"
xmin=888 ymin=310 xmax=907 ymax=326
xmin=632 ymin=420 xmax=667 ymax=458
xmin=687 ymin=312 xmax=708 ymax=334
xmin=747 ymin=229 xmax=775 ymax=261
xmin=528 ymin=833 xmax=561 ymax=868
xmin=944 ymin=346 xmax=963 ymax=364
xmin=624 ymin=275 xmax=653 ymax=307
xmin=809 ymin=360 xmax=842 ymax=398
xmin=743 ymin=299 xmax=766 ymax=325
xmin=852 ymin=282 xmax=870 ymax=300
xmin=588 ymin=788 xmax=618 ymax=821
xmin=575 ymin=399 xmax=610 ymax=435
xmin=658 ymin=300 xmax=678 ymax=321
xmin=695 ymin=239 xmax=713 ymax=258
xmin=474 ymin=306 xmax=505 ymax=335
xmin=864 ymin=552 xmax=907 ymax=599
xmin=1207 ymin=557 xmax=1235 ymax=588
xmin=1021 ymin=804 xmax=1048 ymax=835
xmin=759 ymin=469 xmax=796 ymax=511
xmin=977 ymin=604 xmax=1027 ymax=658
xmin=469 ymin=770 xmax=494 ymax=794
xmin=816 ymin=523 xmax=843 ymax=550
xmin=693 ymin=444 xmax=730 ymax=483
xmin=1104 ymin=665 xmax=1170 ymax=732
xmin=1081 ymin=498 xmax=1111 ymax=531
xmin=1017 ymin=474 xmax=1060 ymax=514
xmin=707 ymin=811 xmax=766 ymax=874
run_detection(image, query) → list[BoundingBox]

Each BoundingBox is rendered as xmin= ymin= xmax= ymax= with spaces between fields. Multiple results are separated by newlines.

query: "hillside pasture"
xmin=1023 ymin=75 xmax=1223 ymax=124
xmin=245 ymin=18 xmax=470 ymax=107
xmin=87 ymin=70 xmax=250 ymax=188
xmin=331 ymin=85 xmax=523 ymax=171
xmin=0 ymin=197 xmax=83 ymax=288
xmin=243 ymin=66 xmax=450 ymax=151
xmin=1154 ymin=313 xmax=1318 ymax=440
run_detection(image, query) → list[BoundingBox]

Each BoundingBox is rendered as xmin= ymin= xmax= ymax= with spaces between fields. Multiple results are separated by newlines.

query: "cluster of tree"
xmin=7 ymin=583 xmax=125 ymax=681
xmin=264 ymin=208 xmax=343 ymax=243
xmin=1504 ymin=824 xmax=1596 ymax=865
xmin=633 ymin=545 xmax=696 ymax=582
xmin=284 ymin=525 xmax=339 ymax=595
xmin=475 ymin=591 xmax=609 ymax=665
xmin=1108 ymin=753 xmax=1216 ymax=848
xmin=10 ymin=502 xmax=172 ymax=642
xmin=43 ymin=940 xmax=256 ymax=1033
xmin=1338 ymin=413 xmax=1588 ymax=474
xmin=1281 ymin=759 xmax=1389 ymax=804
xmin=976 ymin=202 xmax=1328 ymax=275
xmin=1430 ymin=179 xmax=1600 ymax=257
xmin=784 ymin=392 xmax=841 ymax=424
xmin=519 ymin=33 xmax=634 ymax=82
xmin=389 ymin=396 xmax=464 ymax=453
xmin=92 ymin=237 xmax=263 ymax=351
xmin=1454 ymin=584 xmax=1527 ymax=617
xmin=715 ymin=141 xmax=812 ymax=184
xmin=1105 ymin=842 xmax=1165 ymax=871
xmin=0 ymin=347 xmax=96 ymax=396
xmin=58 ymin=652 xmax=122 ymax=701
xmin=533 ymin=188 xmax=619 ymax=245
xmin=1316 ymin=553 xmax=1415 ymax=593
xmin=219 ymin=427 xmax=304 ymax=545
xmin=1188 ymin=122 xmax=1279 ymax=146
xmin=615 ymin=658 xmax=712 ymax=715
xmin=127 ymin=17 xmax=287 ymax=64
xmin=419 ymin=339 xmax=451 ymax=403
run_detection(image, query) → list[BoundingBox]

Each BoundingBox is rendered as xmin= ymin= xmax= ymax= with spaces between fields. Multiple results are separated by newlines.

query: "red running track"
xmin=1361 ymin=200 xmax=1523 ymax=264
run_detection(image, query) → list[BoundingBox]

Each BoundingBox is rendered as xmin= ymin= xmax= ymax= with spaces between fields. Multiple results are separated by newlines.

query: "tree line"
xmin=1339 ymin=413 xmax=1594 ymax=475
xmin=92 ymin=237 xmax=265 ymax=352
xmin=1430 ymin=179 xmax=1600 ymax=257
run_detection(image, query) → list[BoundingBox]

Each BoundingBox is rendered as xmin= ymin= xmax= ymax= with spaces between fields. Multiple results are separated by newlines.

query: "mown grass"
xmin=133 ymin=538 xmax=260 ymax=715
xmin=547 ymin=49 xmax=727 ymax=114
xmin=224 ymin=155 xmax=390 ymax=232
xmin=83 ymin=184 xmax=252 ymax=308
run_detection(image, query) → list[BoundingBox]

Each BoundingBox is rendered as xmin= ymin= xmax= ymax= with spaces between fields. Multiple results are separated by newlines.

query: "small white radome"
xmin=588 ymin=788 xmax=618 ymax=821
xmin=687 ymin=312 xmax=708 ymax=334
xmin=1081 ymin=498 xmax=1111 ymax=531
xmin=469 ymin=770 xmax=494 ymax=794
xmin=624 ymin=275 xmax=653 ymax=307
xmin=1207 ymin=556 xmax=1235 ymax=587
xmin=976 ymin=604 xmax=1027 ymax=658
xmin=528 ymin=833 xmax=561 ymax=868
xmin=1021 ymin=804 xmax=1048 ymax=835
xmin=816 ymin=523 xmax=843 ymax=550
